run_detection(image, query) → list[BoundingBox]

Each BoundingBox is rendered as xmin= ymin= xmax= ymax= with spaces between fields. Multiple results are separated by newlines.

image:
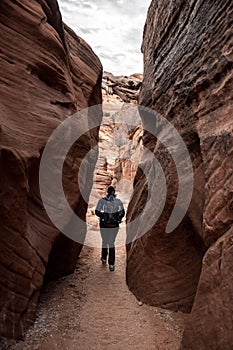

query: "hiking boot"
xmin=109 ymin=264 xmax=115 ymax=272
xmin=101 ymin=258 xmax=107 ymax=264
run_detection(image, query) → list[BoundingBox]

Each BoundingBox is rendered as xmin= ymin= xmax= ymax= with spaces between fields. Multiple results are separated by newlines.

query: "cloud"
xmin=79 ymin=27 xmax=100 ymax=34
xmin=99 ymin=52 xmax=113 ymax=60
xmin=57 ymin=0 xmax=151 ymax=75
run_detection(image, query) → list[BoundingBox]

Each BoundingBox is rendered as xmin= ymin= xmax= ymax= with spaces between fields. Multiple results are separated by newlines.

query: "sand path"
xmin=5 ymin=246 xmax=187 ymax=350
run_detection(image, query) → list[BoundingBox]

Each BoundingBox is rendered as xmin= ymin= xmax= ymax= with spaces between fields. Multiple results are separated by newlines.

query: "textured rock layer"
xmin=0 ymin=0 xmax=102 ymax=339
xmin=126 ymin=0 xmax=233 ymax=347
xmin=181 ymin=226 xmax=233 ymax=350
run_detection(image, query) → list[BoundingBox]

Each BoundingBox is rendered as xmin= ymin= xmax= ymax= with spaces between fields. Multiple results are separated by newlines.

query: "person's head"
xmin=107 ymin=186 xmax=115 ymax=196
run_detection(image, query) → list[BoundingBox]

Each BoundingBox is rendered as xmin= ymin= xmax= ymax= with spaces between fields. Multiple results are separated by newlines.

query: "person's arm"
xmin=118 ymin=200 xmax=125 ymax=221
xmin=95 ymin=199 xmax=104 ymax=218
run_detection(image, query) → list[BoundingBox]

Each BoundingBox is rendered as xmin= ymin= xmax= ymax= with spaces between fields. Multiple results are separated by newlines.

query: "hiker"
xmin=95 ymin=186 xmax=125 ymax=272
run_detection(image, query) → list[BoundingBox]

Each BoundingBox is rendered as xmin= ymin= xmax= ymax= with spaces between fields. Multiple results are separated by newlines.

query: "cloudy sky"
xmin=57 ymin=0 xmax=151 ymax=75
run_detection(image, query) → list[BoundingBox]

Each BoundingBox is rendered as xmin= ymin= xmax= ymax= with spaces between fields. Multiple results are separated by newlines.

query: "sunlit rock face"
xmin=87 ymin=91 xmax=143 ymax=233
xmin=0 ymin=0 xmax=102 ymax=339
xmin=126 ymin=0 xmax=233 ymax=347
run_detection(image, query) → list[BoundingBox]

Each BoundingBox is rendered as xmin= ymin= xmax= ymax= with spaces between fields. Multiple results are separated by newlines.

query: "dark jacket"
xmin=95 ymin=195 xmax=125 ymax=228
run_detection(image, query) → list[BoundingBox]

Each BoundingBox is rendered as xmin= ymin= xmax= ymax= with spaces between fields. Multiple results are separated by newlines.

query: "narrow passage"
xmin=6 ymin=246 xmax=187 ymax=350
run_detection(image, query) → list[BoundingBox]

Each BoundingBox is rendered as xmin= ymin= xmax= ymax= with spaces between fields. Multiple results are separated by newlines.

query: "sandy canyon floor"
xmin=4 ymin=245 xmax=187 ymax=350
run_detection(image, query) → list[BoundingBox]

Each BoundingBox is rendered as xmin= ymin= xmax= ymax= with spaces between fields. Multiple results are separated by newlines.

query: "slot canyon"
xmin=0 ymin=0 xmax=232 ymax=349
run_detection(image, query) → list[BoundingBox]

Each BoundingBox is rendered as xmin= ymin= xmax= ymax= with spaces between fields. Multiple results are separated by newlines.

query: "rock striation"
xmin=102 ymin=72 xmax=142 ymax=103
xmin=0 ymin=0 xmax=102 ymax=339
xmin=126 ymin=0 xmax=233 ymax=348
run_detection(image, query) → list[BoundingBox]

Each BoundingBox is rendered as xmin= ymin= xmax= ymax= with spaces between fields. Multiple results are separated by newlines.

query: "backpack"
xmin=102 ymin=196 xmax=120 ymax=227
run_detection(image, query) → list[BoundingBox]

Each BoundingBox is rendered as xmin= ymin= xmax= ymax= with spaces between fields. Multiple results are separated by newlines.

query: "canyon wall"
xmin=0 ymin=0 xmax=102 ymax=339
xmin=126 ymin=0 xmax=233 ymax=348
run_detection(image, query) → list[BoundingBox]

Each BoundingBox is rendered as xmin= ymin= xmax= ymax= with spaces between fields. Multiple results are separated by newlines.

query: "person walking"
xmin=95 ymin=186 xmax=125 ymax=271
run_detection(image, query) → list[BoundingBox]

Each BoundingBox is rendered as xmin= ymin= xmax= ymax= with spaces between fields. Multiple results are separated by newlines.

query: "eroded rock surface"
xmin=0 ymin=0 xmax=102 ymax=339
xmin=181 ymin=226 xmax=233 ymax=350
xmin=126 ymin=0 xmax=233 ymax=347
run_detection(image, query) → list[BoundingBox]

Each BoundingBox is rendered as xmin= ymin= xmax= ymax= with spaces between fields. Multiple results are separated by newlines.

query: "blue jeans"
xmin=100 ymin=226 xmax=119 ymax=265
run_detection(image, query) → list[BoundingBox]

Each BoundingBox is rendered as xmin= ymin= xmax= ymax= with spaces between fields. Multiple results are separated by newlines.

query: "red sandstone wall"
xmin=126 ymin=1 xmax=233 ymax=348
xmin=0 ymin=0 xmax=102 ymax=339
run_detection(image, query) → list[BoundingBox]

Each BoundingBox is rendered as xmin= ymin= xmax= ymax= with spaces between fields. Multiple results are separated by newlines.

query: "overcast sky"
xmin=57 ymin=0 xmax=151 ymax=75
